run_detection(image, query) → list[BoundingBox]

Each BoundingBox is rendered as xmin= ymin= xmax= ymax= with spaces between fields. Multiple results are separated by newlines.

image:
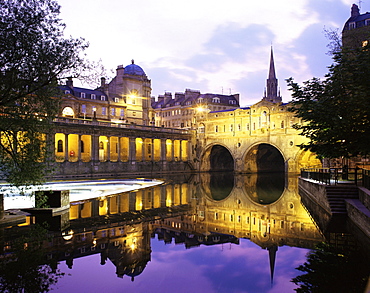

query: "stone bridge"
xmin=195 ymin=100 xmax=321 ymax=174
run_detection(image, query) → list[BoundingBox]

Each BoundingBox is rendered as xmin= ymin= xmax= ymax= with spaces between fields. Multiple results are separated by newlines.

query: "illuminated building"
xmin=151 ymin=89 xmax=240 ymax=129
xmin=59 ymin=60 xmax=151 ymax=125
xmin=342 ymin=4 xmax=370 ymax=48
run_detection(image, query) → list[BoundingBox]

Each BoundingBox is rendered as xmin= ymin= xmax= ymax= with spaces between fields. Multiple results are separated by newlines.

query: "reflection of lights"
xmin=62 ymin=230 xmax=74 ymax=241
xmin=93 ymin=239 xmax=97 ymax=246
xmin=196 ymin=106 xmax=205 ymax=113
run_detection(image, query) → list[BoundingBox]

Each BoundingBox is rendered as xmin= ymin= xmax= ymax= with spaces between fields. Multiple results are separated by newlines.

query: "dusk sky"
xmin=57 ymin=0 xmax=370 ymax=106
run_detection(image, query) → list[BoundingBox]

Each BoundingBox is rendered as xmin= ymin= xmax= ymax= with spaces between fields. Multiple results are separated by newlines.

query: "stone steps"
xmin=325 ymin=186 xmax=359 ymax=214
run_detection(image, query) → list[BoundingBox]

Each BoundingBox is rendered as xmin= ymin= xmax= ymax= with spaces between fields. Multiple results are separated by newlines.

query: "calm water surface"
xmin=0 ymin=173 xmax=368 ymax=293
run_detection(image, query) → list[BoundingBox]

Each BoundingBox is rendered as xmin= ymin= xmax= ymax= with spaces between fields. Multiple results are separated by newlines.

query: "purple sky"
xmin=51 ymin=238 xmax=309 ymax=293
xmin=57 ymin=0 xmax=370 ymax=106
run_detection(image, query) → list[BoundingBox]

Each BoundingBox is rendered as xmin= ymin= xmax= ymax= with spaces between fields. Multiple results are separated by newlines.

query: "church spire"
xmin=268 ymin=46 xmax=276 ymax=80
xmin=263 ymin=46 xmax=282 ymax=103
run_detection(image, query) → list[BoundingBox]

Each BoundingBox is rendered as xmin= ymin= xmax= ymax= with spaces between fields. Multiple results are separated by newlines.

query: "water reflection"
xmin=0 ymin=173 xmax=368 ymax=292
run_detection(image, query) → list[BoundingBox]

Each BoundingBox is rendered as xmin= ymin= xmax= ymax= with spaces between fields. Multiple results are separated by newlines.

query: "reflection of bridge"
xmin=0 ymin=174 xmax=324 ymax=284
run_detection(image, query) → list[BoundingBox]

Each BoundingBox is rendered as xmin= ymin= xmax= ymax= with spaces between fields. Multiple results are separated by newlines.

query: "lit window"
xmin=111 ymin=108 xmax=115 ymax=116
xmin=362 ymin=40 xmax=368 ymax=47
xmin=114 ymin=97 xmax=119 ymax=103
xmin=81 ymin=104 xmax=86 ymax=114
xmin=62 ymin=107 xmax=74 ymax=117
xmin=120 ymin=109 xmax=124 ymax=117
xmin=102 ymin=107 xmax=106 ymax=115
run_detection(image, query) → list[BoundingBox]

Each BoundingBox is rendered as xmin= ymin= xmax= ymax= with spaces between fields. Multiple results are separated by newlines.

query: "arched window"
xmin=62 ymin=107 xmax=74 ymax=117
xmin=57 ymin=140 xmax=63 ymax=152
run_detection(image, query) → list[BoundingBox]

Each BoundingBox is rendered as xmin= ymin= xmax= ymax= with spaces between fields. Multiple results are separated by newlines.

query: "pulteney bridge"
xmin=195 ymin=100 xmax=321 ymax=174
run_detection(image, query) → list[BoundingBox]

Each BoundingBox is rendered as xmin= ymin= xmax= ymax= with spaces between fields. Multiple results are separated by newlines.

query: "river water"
xmin=0 ymin=173 xmax=368 ymax=293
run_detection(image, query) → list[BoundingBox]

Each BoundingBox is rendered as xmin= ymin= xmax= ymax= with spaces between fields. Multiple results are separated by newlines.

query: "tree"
xmin=0 ymin=0 xmax=88 ymax=187
xmin=291 ymin=242 xmax=369 ymax=293
xmin=287 ymin=44 xmax=370 ymax=159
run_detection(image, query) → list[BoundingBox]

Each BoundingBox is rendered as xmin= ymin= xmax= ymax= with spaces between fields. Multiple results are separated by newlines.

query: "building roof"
xmin=124 ymin=60 xmax=146 ymax=76
xmin=343 ymin=4 xmax=370 ymax=32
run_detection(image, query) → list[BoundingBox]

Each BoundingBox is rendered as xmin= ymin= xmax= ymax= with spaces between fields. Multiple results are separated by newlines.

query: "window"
xmin=349 ymin=22 xmax=355 ymax=29
xmin=281 ymin=121 xmax=284 ymax=128
xmin=102 ymin=107 xmax=107 ymax=115
xmin=91 ymin=94 xmax=96 ymax=100
xmin=101 ymin=95 xmax=106 ymax=101
xmin=120 ymin=109 xmax=124 ymax=117
xmin=215 ymin=125 xmax=218 ymax=132
xmin=81 ymin=92 xmax=86 ymax=98
xmin=80 ymin=141 xmax=85 ymax=153
xmin=111 ymin=108 xmax=115 ymax=116
xmin=212 ymin=97 xmax=220 ymax=103
xmin=198 ymin=97 xmax=204 ymax=103
xmin=65 ymin=90 xmax=70 ymax=94
xmin=81 ymin=104 xmax=86 ymax=114
xmin=114 ymin=97 xmax=119 ymax=103
xmin=229 ymin=100 xmax=236 ymax=105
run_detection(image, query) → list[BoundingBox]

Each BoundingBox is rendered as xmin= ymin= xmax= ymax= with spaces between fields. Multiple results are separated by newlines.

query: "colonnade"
xmin=54 ymin=133 xmax=189 ymax=163
xmin=69 ymin=183 xmax=190 ymax=220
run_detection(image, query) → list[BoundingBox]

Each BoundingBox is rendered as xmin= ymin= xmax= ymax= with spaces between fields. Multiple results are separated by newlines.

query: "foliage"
xmin=0 ymin=224 xmax=64 ymax=292
xmin=291 ymin=242 xmax=369 ymax=293
xmin=287 ymin=44 xmax=370 ymax=159
xmin=0 ymin=0 xmax=88 ymax=187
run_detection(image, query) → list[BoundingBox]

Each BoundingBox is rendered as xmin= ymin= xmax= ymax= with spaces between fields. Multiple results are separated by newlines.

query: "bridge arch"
xmin=200 ymin=144 xmax=235 ymax=172
xmin=242 ymin=143 xmax=285 ymax=173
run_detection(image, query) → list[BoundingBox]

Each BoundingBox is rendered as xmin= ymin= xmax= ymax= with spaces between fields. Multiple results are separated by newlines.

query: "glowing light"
xmin=62 ymin=230 xmax=74 ymax=241
xmin=130 ymin=243 xmax=136 ymax=250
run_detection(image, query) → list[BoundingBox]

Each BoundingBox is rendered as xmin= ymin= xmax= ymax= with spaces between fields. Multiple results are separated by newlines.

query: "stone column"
xmin=129 ymin=137 xmax=136 ymax=163
xmin=107 ymin=136 xmax=111 ymax=162
xmin=92 ymin=134 xmax=99 ymax=163
xmin=160 ymin=138 xmax=166 ymax=162
xmin=78 ymin=134 xmax=82 ymax=162
xmin=64 ymin=133 xmax=69 ymax=162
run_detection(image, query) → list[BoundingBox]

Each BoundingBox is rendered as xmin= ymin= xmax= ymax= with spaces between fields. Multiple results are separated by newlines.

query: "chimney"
xmin=66 ymin=77 xmax=73 ymax=88
xmin=101 ymin=77 xmax=106 ymax=87
xmin=164 ymin=92 xmax=172 ymax=104
xmin=351 ymin=4 xmax=360 ymax=18
xmin=116 ymin=65 xmax=124 ymax=77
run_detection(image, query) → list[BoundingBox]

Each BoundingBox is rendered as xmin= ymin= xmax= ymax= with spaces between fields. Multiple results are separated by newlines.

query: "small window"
xmin=101 ymin=95 xmax=106 ymax=101
xmin=81 ymin=92 xmax=86 ymax=98
xmin=349 ymin=22 xmax=355 ymax=29
xmin=111 ymin=108 xmax=115 ymax=116
xmin=65 ymin=90 xmax=70 ymax=94
xmin=81 ymin=104 xmax=86 ymax=114
xmin=229 ymin=100 xmax=236 ymax=105
xmin=120 ymin=109 xmax=124 ymax=117
xmin=91 ymin=94 xmax=96 ymax=100
xmin=102 ymin=107 xmax=107 ymax=115
xmin=114 ymin=97 xmax=119 ymax=103
xmin=212 ymin=97 xmax=220 ymax=103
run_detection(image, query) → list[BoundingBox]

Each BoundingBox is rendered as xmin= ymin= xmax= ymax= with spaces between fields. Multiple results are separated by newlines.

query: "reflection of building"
xmin=151 ymin=89 xmax=240 ymax=129
xmin=60 ymin=60 xmax=151 ymax=125
xmin=342 ymin=4 xmax=370 ymax=48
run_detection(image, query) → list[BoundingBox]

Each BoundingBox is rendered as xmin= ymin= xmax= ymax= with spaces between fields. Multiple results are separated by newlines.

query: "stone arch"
xmin=296 ymin=149 xmax=322 ymax=169
xmin=243 ymin=143 xmax=285 ymax=173
xmin=200 ymin=144 xmax=235 ymax=172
